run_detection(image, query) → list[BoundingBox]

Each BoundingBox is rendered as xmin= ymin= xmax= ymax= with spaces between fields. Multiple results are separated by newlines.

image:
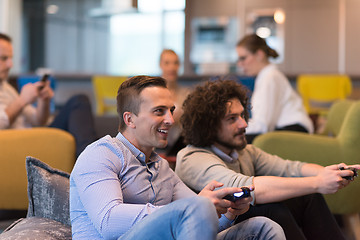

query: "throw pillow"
xmin=26 ymin=156 xmax=71 ymax=226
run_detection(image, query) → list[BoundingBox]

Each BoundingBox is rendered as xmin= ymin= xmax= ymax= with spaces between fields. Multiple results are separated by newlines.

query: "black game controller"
xmin=223 ymin=187 xmax=251 ymax=202
xmin=339 ymin=167 xmax=358 ymax=180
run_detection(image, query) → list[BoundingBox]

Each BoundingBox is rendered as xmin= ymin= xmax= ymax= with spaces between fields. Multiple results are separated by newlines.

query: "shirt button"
xmin=140 ymin=154 xmax=143 ymax=158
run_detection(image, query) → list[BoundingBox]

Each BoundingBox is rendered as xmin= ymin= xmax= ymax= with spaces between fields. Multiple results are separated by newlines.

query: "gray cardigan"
xmin=175 ymin=144 xmax=305 ymax=203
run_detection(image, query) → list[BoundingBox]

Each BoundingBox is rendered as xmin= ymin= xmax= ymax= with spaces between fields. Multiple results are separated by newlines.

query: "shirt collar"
xmin=116 ymin=132 xmax=159 ymax=164
xmin=211 ymin=145 xmax=239 ymax=163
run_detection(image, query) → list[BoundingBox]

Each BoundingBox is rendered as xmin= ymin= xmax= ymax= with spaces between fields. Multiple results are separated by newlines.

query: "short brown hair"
xmin=181 ymin=79 xmax=250 ymax=147
xmin=117 ymin=75 xmax=167 ymax=132
xmin=0 ymin=33 xmax=12 ymax=43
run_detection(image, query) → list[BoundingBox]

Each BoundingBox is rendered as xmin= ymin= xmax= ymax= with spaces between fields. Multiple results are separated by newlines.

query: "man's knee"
xmin=250 ymin=216 xmax=285 ymax=239
xmin=70 ymin=94 xmax=90 ymax=105
xmin=184 ymin=196 xmax=216 ymax=217
xmin=219 ymin=216 xmax=285 ymax=240
xmin=306 ymin=193 xmax=326 ymax=203
xmin=65 ymin=94 xmax=92 ymax=111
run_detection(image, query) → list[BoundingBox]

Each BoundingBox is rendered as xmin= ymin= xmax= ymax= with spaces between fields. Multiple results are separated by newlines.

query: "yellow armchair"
xmin=0 ymin=128 xmax=76 ymax=210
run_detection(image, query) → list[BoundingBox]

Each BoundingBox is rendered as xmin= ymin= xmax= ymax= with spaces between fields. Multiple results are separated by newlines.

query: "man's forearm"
xmin=36 ymin=99 xmax=51 ymax=126
xmin=253 ymin=175 xmax=319 ymax=204
xmin=5 ymin=97 xmax=26 ymax=125
xmin=301 ymin=163 xmax=324 ymax=177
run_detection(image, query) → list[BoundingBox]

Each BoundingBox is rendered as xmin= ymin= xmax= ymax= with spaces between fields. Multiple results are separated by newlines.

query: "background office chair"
xmin=297 ymin=74 xmax=352 ymax=116
xmin=253 ymin=99 xmax=360 ymax=239
xmin=92 ymin=75 xmax=128 ymax=115
xmin=0 ymin=128 xmax=76 ymax=213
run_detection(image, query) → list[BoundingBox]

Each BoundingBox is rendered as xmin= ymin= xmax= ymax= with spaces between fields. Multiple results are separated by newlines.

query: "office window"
xmin=108 ymin=0 xmax=185 ymax=76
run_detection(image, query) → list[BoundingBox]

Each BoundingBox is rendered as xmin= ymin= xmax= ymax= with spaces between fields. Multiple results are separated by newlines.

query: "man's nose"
xmin=237 ymin=116 xmax=247 ymax=128
xmin=164 ymin=110 xmax=175 ymax=125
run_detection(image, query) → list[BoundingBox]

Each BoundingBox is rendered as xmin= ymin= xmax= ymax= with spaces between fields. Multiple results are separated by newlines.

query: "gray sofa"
xmin=0 ymin=157 xmax=72 ymax=240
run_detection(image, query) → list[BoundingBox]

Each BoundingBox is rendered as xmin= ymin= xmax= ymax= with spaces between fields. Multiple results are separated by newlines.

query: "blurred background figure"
xmin=159 ymin=49 xmax=189 ymax=157
xmin=236 ymin=34 xmax=313 ymax=144
xmin=0 ymin=33 xmax=97 ymax=157
xmin=160 ymin=49 xmax=180 ymax=91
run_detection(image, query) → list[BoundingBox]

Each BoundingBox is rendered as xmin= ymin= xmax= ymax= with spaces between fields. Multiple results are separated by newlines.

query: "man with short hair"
xmin=0 ymin=32 xmax=97 ymax=156
xmin=70 ymin=75 xmax=285 ymax=240
xmin=176 ymin=79 xmax=359 ymax=240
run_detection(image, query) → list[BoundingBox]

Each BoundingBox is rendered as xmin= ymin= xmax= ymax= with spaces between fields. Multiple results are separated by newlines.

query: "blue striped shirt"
xmin=70 ymin=132 xmax=232 ymax=239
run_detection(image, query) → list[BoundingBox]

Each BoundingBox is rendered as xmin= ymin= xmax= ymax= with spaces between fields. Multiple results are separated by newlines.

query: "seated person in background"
xmin=70 ymin=75 xmax=285 ymax=240
xmin=236 ymin=34 xmax=313 ymax=143
xmin=176 ymin=79 xmax=359 ymax=240
xmin=159 ymin=49 xmax=189 ymax=156
xmin=0 ymin=33 xmax=97 ymax=157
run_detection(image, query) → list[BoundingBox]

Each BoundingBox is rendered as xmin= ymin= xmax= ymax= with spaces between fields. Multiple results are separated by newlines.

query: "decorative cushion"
xmin=0 ymin=217 xmax=71 ymax=240
xmin=25 ymin=157 xmax=71 ymax=226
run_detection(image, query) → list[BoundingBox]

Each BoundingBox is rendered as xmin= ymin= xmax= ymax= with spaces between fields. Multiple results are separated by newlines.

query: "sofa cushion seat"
xmin=0 ymin=157 xmax=72 ymax=239
xmin=0 ymin=217 xmax=71 ymax=240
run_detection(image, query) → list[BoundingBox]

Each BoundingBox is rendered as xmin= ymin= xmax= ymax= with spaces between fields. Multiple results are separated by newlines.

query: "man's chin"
xmin=157 ymin=140 xmax=168 ymax=149
xmin=235 ymin=142 xmax=247 ymax=150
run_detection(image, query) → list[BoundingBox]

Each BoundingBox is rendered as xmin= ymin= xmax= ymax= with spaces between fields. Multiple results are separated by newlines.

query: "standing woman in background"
xmin=236 ymin=34 xmax=313 ymax=144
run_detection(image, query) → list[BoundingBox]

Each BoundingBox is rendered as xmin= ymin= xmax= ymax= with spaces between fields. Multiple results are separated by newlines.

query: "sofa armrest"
xmin=253 ymin=131 xmax=342 ymax=166
xmin=0 ymin=128 xmax=75 ymax=210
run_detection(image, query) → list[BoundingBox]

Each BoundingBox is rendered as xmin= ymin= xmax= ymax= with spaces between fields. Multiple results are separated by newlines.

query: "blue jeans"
xmin=118 ymin=197 xmax=218 ymax=240
xmin=218 ymin=216 xmax=285 ymax=240
xmin=118 ymin=197 xmax=285 ymax=240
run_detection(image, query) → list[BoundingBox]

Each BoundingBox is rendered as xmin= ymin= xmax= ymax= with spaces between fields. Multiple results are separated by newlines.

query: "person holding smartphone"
xmin=0 ymin=33 xmax=97 ymax=157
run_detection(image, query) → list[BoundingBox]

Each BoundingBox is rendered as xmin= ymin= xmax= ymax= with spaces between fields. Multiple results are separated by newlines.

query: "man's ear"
xmin=123 ymin=112 xmax=136 ymax=129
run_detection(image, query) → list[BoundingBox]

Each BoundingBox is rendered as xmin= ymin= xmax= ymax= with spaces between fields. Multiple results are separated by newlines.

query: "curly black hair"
xmin=181 ymin=79 xmax=250 ymax=147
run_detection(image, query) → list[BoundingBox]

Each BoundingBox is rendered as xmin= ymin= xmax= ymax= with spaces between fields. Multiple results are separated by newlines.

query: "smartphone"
xmin=38 ymin=74 xmax=50 ymax=90
xmin=223 ymin=187 xmax=252 ymax=202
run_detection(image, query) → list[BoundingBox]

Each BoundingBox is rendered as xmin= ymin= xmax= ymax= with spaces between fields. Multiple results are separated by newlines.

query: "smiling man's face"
xmin=130 ymin=86 xmax=175 ymax=154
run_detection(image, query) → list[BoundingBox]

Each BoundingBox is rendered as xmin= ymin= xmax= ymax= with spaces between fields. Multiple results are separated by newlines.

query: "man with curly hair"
xmin=175 ymin=79 xmax=358 ymax=240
